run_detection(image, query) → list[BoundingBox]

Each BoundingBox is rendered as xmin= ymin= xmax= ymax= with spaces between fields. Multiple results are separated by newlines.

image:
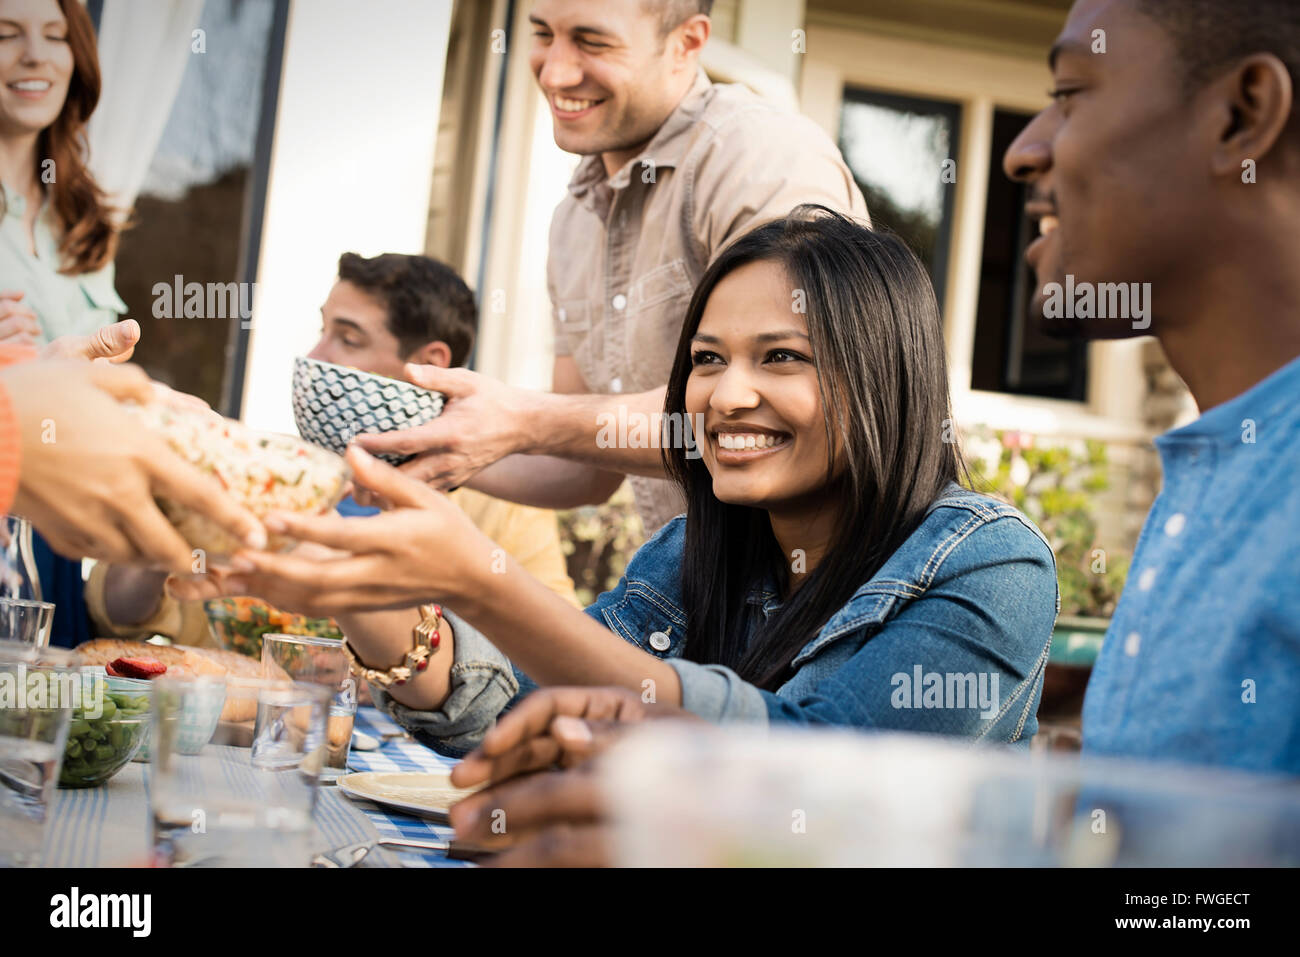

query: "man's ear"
xmin=674 ymin=14 xmax=710 ymax=66
xmin=407 ymin=340 xmax=453 ymax=369
xmin=1208 ymin=52 xmax=1294 ymax=178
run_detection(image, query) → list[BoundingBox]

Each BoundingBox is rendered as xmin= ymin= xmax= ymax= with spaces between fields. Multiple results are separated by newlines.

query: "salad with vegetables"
xmin=205 ymin=596 xmax=343 ymax=661
xmin=126 ymin=401 xmax=351 ymax=556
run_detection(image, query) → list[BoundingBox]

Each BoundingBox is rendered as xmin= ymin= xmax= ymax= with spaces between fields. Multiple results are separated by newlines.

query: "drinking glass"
xmin=261 ymin=633 xmax=355 ymax=779
xmin=0 ymin=642 xmax=77 ymax=866
xmin=0 ymin=598 xmax=55 ymax=649
xmin=0 ymin=516 xmax=41 ymax=602
xmin=150 ymin=675 xmax=332 ymax=867
xmin=603 ymin=725 xmax=1300 ymax=867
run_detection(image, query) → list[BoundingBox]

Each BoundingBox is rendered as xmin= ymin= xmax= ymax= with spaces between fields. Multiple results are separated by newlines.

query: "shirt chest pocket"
xmin=78 ymin=272 xmax=128 ymax=325
xmin=627 ymin=259 xmax=692 ymax=315
xmin=789 ymin=591 xmax=901 ymax=670
xmin=596 ymin=582 xmax=687 ymax=660
xmin=555 ymin=299 xmax=592 ymax=336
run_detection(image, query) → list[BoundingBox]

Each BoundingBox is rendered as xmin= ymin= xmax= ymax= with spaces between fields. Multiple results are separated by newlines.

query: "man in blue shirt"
xmin=1003 ymin=0 xmax=1300 ymax=773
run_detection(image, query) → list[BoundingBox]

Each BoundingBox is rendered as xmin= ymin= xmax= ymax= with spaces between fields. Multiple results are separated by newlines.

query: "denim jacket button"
xmin=648 ymin=630 xmax=671 ymax=652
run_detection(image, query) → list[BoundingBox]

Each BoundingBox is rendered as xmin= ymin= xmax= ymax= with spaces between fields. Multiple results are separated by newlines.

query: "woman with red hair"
xmin=0 ymin=0 xmax=129 ymax=348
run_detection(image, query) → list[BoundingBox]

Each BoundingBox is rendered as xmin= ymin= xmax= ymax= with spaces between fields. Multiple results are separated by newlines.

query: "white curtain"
xmin=86 ymin=0 xmax=205 ymax=211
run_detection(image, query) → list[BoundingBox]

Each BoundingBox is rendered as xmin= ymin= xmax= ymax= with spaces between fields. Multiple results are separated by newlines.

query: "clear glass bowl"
xmin=205 ymin=596 xmax=343 ymax=662
xmin=58 ymin=673 xmax=152 ymax=788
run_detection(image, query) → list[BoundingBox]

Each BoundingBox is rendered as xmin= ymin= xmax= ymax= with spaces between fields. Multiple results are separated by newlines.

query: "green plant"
xmin=557 ymin=482 xmax=647 ymax=607
xmin=963 ymin=428 xmax=1129 ymax=619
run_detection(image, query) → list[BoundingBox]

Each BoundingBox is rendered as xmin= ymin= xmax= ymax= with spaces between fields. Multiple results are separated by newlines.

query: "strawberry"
xmin=106 ymin=657 xmax=168 ymax=680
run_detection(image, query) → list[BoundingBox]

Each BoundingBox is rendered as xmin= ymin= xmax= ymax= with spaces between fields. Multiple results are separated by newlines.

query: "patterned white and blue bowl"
xmin=291 ymin=356 xmax=445 ymax=466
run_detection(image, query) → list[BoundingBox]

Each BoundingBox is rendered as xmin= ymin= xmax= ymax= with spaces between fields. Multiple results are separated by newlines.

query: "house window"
xmin=108 ymin=0 xmax=287 ymax=415
xmin=970 ymin=108 xmax=1088 ymax=401
xmin=837 ymin=86 xmax=960 ymax=308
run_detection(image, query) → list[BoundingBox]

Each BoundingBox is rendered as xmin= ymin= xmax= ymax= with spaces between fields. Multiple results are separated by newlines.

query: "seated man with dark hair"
xmin=1002 ymin=0 xmax=1300 ymax=775
xmin=315 ymin=252 xmax=477 ymax=382
xmin=306 ymin=252 xmax=578 ymax=604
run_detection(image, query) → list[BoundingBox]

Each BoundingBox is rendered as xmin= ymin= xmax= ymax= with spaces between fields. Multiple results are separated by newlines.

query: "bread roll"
xmin=75 ymin=639 xmax=253 ymax=721
xmin=188 ymin=646 xmax=262 ymax=678
xmin=74 ymin=639 xmax=225 ymax=678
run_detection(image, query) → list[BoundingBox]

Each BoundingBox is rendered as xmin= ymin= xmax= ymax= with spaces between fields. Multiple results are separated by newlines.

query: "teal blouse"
xmin=0 ymin=181 xmax=127 ymax=345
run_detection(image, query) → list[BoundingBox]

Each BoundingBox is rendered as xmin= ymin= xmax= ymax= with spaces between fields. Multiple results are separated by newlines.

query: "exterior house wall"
xmin=240 ymin=0 xmax=452 ymax=435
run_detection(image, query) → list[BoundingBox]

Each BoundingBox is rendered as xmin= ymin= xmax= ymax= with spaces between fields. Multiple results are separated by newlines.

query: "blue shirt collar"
xmin=1156 ymin=352 xmax=1300 ymax=452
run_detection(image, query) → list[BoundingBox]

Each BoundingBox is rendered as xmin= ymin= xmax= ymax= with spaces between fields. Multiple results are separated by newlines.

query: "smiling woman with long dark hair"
xmin=666 ymin=208 xmax=968 ymax=692
xmin=179 ymin=205 xmax=1060 ymax=754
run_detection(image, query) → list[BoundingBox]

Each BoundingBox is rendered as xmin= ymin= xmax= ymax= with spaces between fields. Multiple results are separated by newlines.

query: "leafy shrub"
xmin=964 ymin=428 xmax=1129 ymax=619
xmin=557 ymin=482 xmax=646 ymax=607
xmin=557 ymin=431 xmax=1131 ymax=619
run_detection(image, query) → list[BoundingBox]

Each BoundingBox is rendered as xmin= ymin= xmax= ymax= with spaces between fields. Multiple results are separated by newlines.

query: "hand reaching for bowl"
xmin=3 ymin=360 xmax=267 ymax=571
xmin=352 ymin=363 xmax=532 ymax=490
xmin=167 ymin=445 xmax=500 ymax=615
xmin=0 ymin=296 xmax=142 ymax=362
xmin=40 ymin=318 xmax=140 ymax=363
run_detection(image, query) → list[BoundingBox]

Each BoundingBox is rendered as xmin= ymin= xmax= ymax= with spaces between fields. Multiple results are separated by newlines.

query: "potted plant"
xmin=963 ymin=428 xmax=1130 ymax=733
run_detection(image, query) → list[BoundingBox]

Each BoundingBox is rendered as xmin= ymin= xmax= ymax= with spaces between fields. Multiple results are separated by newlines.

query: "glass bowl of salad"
xmin=205 ymin=596 xmax=343 ymax=661
xmin=58 ymin=672 xmax=151 ymax=788
xmin=124 ymin=400 xmax=352 ymax=559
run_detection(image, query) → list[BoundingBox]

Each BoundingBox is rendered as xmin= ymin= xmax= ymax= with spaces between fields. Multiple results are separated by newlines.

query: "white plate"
xmin=336 ymin=770 xmax=479 ymax=823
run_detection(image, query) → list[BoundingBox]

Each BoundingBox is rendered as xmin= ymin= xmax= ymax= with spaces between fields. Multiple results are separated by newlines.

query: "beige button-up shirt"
xmin=548 ymin=70 xmax=868 ymax=533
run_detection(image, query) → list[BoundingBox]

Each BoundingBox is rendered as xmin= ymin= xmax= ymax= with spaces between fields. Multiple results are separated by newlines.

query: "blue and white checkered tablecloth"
xmin=44 ymin=707 xmax=474 ymax=868
xmin=343 ymin=707 xmax=473 ymax=868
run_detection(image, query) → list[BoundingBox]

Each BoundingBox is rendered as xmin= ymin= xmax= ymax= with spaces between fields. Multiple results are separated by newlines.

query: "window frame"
xmin=838 ymin=84 xmax=962 ymax=311
xmin=800 ymin=23 xmax=1151 ymax=442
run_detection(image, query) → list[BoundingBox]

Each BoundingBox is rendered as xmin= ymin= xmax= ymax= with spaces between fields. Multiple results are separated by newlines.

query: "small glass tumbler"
xmin=0 ymin=598 xmax=55 ymax=649
xmin=151 ymin=675 xmax=332 ymax=867
xmin=0 ymin=642 xmax=77 ymax=866
xmin=261 ymin=633 xmax=355 ymax=779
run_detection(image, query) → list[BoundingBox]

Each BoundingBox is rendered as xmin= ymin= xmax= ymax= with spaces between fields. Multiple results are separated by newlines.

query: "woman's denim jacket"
xmin=372 ymin=484 xmax=1060 ymax=757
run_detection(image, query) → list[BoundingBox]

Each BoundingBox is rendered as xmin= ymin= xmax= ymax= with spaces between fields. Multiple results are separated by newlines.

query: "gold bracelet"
xmin=343 ymin=603 xmax=442 ymax=689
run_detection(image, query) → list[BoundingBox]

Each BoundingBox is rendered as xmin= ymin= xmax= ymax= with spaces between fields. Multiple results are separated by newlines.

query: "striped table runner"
xmin=44 ymin=707 xmax=471 ymax=868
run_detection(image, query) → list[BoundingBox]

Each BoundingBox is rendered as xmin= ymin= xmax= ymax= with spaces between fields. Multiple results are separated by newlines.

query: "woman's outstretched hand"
xmin=167 ymin=444 xmax=499 ymax=615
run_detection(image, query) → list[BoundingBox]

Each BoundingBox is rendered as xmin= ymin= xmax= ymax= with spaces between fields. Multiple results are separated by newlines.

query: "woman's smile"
xmin=710 ymin=426 xmax=792 ymax=465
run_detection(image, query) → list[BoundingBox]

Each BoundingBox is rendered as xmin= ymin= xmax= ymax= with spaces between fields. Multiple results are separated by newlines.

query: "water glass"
xmin=261 ymin=633 xmax=355 ymax=779
xmin=0 ymin=642 xmax=77 ymax=866
xmin=0 ymin=516 xmax=41 ymax=602
xmin=150 ymin=675 xmax=332 ymax=867
xmin=0 ymin=598 xmax=55 ymax=648
xmin=603 ymin=725 xmax=1300 ymax=867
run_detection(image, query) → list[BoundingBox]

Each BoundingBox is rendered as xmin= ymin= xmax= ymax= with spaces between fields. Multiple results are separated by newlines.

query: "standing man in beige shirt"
xmin=360 ymin=0 xmax=868 ymax=533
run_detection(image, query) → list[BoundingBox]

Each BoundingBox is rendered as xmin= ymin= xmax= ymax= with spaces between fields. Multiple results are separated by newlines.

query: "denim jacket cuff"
xmin=667 ymin=658 xmax=769 ymax=724
xmin=369 ymin=607 xmax=519 ymax=758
